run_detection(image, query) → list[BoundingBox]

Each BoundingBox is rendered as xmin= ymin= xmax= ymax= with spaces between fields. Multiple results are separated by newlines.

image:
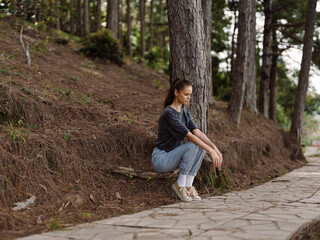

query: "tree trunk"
xmin=230 ymin=5 xmax=238 ymax=84
xmin=244 ymin=0 xmax=257 ymax=114
xmin=148 ymin=0 xmax=154 ymax=51
xmin=96 ymin=0 xmax=101 ymax=30
xmin=201 ymin=0 xmax=213 ymax=106
xmin=118 ymin=1 xmax=122 ymax=47
xmin=269 ymin=28 xmax=278 ymax=122
xmin=140 ymin=0 xmax=146 ymax=57
xmin=227 ymin=0 xmax=251 ymax=124
xmin=157 ymin=0 xmax=164 ymax=59
xmin=55 ymin=0 xmax=61 ymax=30
xmin=126 ymin=0 xmax=132 ymax=57
xmin=70 ymin=0 xmax=74 ymax=34
xmin=259 ymin=0 xmax=273 ymax=116
xmin=76 ymin=0 xmax=82 ymax=35
xmin=107 ymin=0 xmax=118 ymax=37
xmin=83 ymin=0 xmax=90 ymax=34
xmin=291 ymin=0 xmax=318 ymax=145
xmin=167 ymin=0 xmax=208 ymax=134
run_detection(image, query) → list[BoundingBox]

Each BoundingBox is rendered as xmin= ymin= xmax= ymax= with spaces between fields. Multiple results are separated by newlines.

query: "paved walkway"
xmin=19 ymin=156 xmax=320 ymax=240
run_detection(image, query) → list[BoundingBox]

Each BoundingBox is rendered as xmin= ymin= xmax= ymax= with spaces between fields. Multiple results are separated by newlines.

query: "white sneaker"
xmin=172 ymin=182 xmax=192 ymax=202
xmin=187 ymin=186 xmax=202 ymax=201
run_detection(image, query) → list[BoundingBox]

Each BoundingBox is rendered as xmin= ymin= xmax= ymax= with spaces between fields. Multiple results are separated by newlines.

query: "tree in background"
xmin=107 ymin=0 xmax=118 ymax=37
xmin=228 ymin=0 xmax=251 ymax=124
xmin=259 ymin=0 xmax=273 ymax=117
xmin=244 ymin=0 xmax=257 ymax=114
xmin=148 ymin=0 xmax=154 ymax=51
xmin=201 ymin=0 xmax=213 ymax=105
xmin=139 ymin=0 xmax=146 ymax=57
xmin=126 ymin=0 xmax=132 ymax=57
xmin=167 ymin=0 xmax=208 ymax=133
xmin=291 ymin=0 xmax=318 ymax=145
xmin=83 ymin=0 xmax=90 ymax=34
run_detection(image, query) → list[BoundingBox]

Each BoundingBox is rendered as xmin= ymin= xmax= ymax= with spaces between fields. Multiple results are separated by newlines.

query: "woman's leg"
xmin=152 ymin=142 xmax=200 ymax=174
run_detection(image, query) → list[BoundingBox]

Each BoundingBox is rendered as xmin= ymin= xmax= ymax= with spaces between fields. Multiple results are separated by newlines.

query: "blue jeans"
xmin=152 ymin=142 xmax=205 ymax=176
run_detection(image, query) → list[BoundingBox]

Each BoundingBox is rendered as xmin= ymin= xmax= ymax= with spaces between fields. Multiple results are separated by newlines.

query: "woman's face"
xmin=174 ymin=85 xmax=192 ymax=105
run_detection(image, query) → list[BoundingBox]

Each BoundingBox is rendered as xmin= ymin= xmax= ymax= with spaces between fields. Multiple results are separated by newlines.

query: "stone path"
xmin=19 ymin=155 xmax=320 ymax=240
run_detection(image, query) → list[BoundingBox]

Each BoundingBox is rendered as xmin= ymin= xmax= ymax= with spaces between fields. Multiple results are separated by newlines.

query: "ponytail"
xmin=163 ymin=79 xmax=192 ymax=108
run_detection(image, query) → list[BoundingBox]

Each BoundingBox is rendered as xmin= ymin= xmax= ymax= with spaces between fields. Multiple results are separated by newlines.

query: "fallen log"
xmin=104 ymin=165 xmax=179 ymax=179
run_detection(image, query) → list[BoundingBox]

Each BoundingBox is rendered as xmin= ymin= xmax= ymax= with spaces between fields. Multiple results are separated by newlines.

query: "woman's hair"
xmin=164 ymin=79 xmax=192 ymax=108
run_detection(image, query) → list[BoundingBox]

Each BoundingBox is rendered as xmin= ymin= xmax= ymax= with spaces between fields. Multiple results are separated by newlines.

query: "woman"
xmin=152 ymin=78 xmax=223 ymax=202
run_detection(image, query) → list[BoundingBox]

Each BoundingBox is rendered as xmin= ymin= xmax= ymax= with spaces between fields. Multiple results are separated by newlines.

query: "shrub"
xmin=79 ymin=29 xmax=123 ymax=65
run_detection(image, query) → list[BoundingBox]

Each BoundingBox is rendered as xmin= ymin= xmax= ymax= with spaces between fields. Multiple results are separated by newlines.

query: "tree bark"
xmin=118 ymin=1 xmax=123 ymax=47
xmin=259 ymin=0 xmax=273 ymax=116
xmin=76 ymin=0 xmax=82 ymax=35
xmin=126 ymin=0 xmax=132 ymax=57
xmin=107 ymin=0 xmax=118 ymax=37
xmin=230 ymin=4 xmax=238 ymax=84
xmin=269 ymin=28 xmax=278 ymax=122
xmin=157 ymin=0 xmax=164 ymax=59
xmin=291 ymin=0 xmax=318 ymax=145
xmin=244 ymin=0 xmax=257 ymax=114
xmin=70 ymin=0 xmax=74 ymax=34
xmin=96 ymin=0 xmax=101 ymax=30
xmin=227 ymin=0 xmax=251 ymax=124
xmin=140 ymin=0 xmax=146 ymax=57
xmin=201 ymin=0 xmax=213 ymax=106
xmin=83 ymin=0 xmax=90 ymax=34
xmin=167 ymin=0 xmax=208 ymax=134
xmin=148 ymin=0 xmax=154 ymax=51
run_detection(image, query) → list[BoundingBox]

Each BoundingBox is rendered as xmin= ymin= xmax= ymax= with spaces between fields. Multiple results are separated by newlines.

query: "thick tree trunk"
xmin=70 ymin=0 xmax=74 ymax=34
xmin=269 ymin=28 xmax=278 ymax=122
xmin=167 ymin=0 xmax=208 ymax=134
xmin=244 ymin=0 xmax=257 ymax=114
xmin=148 ymin=0 xmax=154 ymax=51
xmin=107 ymin=0 xmax=118 ymax=37
xmin=96 ymin=0 xmax=101 ymax=30
xmin=259 ymin=0 xmax=273 ymax=116
xmin=76 ymin=0 xmax=82 ymax=35
xmin=126 ymin=0 xmax=132 ymax=57
xmin=201 ymin=0 xmax=213 ymax=106
xmin=291 ymin=0 xmax=318 ymax=145
xmin=227 ymin=0 xmax=251 ymax=124
xmin=83 ymin=0 xmax=90 ymax=34
xmin=157 ymin=0 xmax=164 ymax=59
xmin=140 ymin=0 xmax=146 ymax=57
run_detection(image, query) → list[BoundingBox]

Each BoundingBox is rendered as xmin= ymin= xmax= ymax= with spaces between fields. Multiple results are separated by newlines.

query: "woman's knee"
xmin=185 ymin=141 xmax=198 ymax=151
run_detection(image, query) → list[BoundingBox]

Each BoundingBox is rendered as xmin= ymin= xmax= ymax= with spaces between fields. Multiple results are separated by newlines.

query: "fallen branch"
xmin=104 ymin=165 xmax=179 ymax=179
xmin=20 ymin=25 xmax=31 ymax=65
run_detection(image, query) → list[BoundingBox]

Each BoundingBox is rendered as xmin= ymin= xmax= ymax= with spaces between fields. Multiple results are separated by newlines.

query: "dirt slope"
xmin=0 ymin=17 xmax=306 ymax=239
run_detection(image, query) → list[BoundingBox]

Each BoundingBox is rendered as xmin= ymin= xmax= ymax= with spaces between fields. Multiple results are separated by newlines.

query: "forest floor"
xmin=0 ymin=16 xmax=306 ymax=239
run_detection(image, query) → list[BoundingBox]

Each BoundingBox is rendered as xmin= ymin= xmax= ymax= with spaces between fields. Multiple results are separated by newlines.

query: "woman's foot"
xmin=172 ymin=182 xmax=192 ymax=201
xmin=186 ymin=186 xmax=201 ymax=201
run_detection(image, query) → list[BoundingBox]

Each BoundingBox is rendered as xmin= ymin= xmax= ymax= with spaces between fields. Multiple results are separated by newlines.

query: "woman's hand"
xmin=213 ymin=146 xmax=223 ymax=163
xmin=209 ymin=149 xmax=222 ymax=168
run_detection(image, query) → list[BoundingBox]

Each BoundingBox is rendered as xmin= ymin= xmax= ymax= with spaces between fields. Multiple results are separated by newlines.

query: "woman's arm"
xmin=186 ymin=131 xmax=222 ymax=167
xmin=191 ymin=129 xmax=223 ymax=162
